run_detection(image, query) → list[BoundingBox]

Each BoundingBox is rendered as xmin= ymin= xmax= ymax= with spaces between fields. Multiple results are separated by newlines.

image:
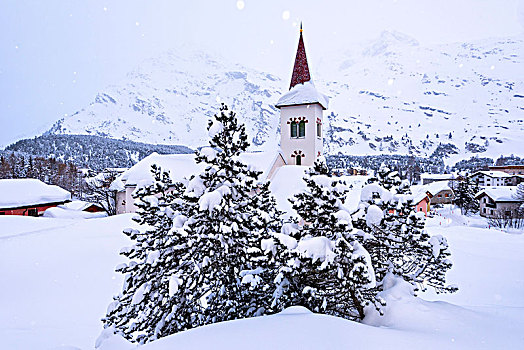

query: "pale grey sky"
xmin=1 ymin=0 xmax=523 ymax=147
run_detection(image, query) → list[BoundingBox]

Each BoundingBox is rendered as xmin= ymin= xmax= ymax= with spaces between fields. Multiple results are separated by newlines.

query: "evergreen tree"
xmin=367 ymin=163 xmax=402 ymax=191
xmin=270 ymin=160 xmax=378 ymax=321
xmin=103 ymin=104 xmax=283 ymax=343
xmin=354 ymin=167 xmax=457 ymax=296
xmin=182 ymin=104 xmax=281 ymax=325
xmin=102 ymin=166 xmax=198 ymax=343
xmin=454 ymin=176 xmax=480 ymax=216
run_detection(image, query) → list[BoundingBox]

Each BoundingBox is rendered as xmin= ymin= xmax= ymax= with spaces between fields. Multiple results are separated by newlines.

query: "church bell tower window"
xmin=298 ymin=120 xmax=306 ymax=138
xmin=291 ymin=122 xmax=297 ymax=138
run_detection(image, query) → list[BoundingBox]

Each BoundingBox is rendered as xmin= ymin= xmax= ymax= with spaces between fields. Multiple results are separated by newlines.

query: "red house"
xmin=0 ymin=179 xmax=71 ymax=216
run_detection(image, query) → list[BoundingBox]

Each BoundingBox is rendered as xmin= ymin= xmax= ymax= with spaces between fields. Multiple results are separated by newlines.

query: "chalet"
xmin=470 ymin=171 xmax=511 ymax=187
xmin=488 ymin=165 xmax=524 ymax=175
xmin=426 ymin=181 xmax=454 ymax=205
xmin=475 ymin=187 xmax=523 ymax=218
xmin=0 ymin=179 xmax=71 ymax=216
xmin=412 ymin=190 xmax=432 ymax=216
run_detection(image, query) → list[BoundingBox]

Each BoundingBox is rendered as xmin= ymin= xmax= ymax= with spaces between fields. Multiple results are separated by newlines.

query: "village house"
xmin=475 ymin=186 xmax=523 ymax=218
xmin=426 ymin=181 xmax=454 ymax=205
xmin=0 ymin=179 xmax=71 ymax=216
xmin=470 ymin=170 xmax=511 ymax=187
xmin=488 ymin=165 xmax=524 ymax=175
xmin=420 ymin=173 xmax=460 ymax=185
xmin=413 ymin=190 xmax=432 ymax=216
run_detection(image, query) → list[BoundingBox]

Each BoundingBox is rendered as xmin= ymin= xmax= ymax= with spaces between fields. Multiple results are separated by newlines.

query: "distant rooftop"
xmin=0 ymin=179 xmax=71 ymax=209
xmin=475 ymin=186 xmax=521 ymax=202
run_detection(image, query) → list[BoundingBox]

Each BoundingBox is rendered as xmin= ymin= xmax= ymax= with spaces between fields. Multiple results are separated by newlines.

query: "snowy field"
xmin=1 ymin=207 xmax=523 ymax=349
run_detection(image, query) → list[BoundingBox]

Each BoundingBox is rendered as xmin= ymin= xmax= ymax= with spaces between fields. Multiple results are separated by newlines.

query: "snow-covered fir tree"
xmin=454 ymin=176 xmax=480 ymax=216
xmin=268 ymin=160 xmax=378 ymax=320
xmin=103 ymin=104 xmax=283 ymax=343
xmin=102 ymin=165 xmax=198 ymax=343
xmin=182 ymin=104 xmax=282 ymax=326
xmin=367 ymin=163 xmax=402 ymax=191
xmin=353 ymin=166 xmax=457 ymax=295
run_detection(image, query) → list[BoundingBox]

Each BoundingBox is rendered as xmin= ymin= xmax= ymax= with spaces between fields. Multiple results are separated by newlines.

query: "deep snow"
xmin=1 ymin=205 xmax=523 ymax=349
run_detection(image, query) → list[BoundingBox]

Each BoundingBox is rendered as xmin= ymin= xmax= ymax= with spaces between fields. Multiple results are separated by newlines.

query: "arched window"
xmin=298 ymin=120 xmax=306 ymax=138
xmin=291 ymin=122 xmax=297 ymax=138
xmin=296 ymin=155 xmax=302 ymax=165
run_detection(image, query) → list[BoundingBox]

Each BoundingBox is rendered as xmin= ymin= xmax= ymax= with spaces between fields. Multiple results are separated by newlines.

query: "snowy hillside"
xmin=321 ymin=32 xmax=524 ymax=163
xmin=48 ymin=33 xmax=524 ymax=162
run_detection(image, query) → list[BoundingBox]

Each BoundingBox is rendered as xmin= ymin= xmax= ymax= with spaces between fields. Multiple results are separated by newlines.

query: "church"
xmin=113 ymin=26 xmax=329 ymax=214
xmin=275 ymin=24 xmax=329 ymax=167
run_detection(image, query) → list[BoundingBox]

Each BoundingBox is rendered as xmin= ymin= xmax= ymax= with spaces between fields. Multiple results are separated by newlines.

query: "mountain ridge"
xmin=45 ymin=32 xmax=524 ymax=164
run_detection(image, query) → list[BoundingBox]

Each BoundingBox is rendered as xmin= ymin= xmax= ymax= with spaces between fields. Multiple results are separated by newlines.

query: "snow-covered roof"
xmin=408 ymin=185 xmax=431 ymax=204
xmin=425 ymin=181 xmax=452 ymax=196
xmin=412 ymin=191 xmax=430 ymax=205
xmin=58 ymin=200 xmax=103 ymax=211
xmin=420 ymin=173 xmax=457 ymax=180
xmin=236 ymin=151 xmax=281 ymax=180
xmin=118 ymin=151 xmax=281 ymax=189
xmin=475 ymin=186 xmax=521 ymax=202
xmin=119 ymin=153 xmax=204 ymax=188
xmin=0 ymin=179 xmax=71 ymax=209
xmin=275 ymin=81 xmax=329 ymax=110
xmin=473 ymin=171 xmax=511 ymax=178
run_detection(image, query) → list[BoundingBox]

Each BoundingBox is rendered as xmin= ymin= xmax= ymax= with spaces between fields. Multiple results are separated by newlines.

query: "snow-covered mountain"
xmin=48 ymin=49 xmax=283 ymax=151
xmin=48 ymin=32 xmax=524 ymax=163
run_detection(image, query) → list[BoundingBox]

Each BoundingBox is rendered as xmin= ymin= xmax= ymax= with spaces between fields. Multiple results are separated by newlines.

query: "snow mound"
xmin=42 ymin=207 xmax=108 ymax=219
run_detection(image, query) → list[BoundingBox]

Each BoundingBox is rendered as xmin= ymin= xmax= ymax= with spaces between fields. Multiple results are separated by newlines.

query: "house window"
xmin=483 ymin=208 xmax=486 ymax=213
xmin=317 ymin=123 xmax=321 ymax=138
xmin=505 ymin=211 xmax=511 ymax=217
xmin=28 ymin=208 xmax=38 ymax=217
xmin=437 ymin=194 xmax=442 ymax=198
xmin=291 ymin=122 xmax=297 ymax=138
xmin=296 ymin=154 xmax=302 ymax=165
xmin=490 ymin=209 xmax=494 ymax=215
xmin=445 ymin=193 xmax=449 ymax=197
xmin=298 ymin=121 xmax=306 ymax=138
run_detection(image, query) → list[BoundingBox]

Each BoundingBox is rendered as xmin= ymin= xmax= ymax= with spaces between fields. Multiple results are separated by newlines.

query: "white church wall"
xmin=279 ymin=103 xmax=323 ymax=166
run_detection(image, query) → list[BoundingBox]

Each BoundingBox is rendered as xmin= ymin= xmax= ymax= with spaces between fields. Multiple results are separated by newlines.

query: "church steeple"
xmin=289 ymin=23 xmax=311 ymax=90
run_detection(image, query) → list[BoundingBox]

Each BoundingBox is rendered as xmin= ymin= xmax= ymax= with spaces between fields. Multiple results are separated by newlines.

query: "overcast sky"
xmin=1 ymin=0 xmax=523 ymax=147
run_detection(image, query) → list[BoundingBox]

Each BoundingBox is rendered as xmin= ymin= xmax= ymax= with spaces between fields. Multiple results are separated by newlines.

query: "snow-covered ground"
xmin=0 ymin=215 xmax=135 ymax=350
xmin=1 ymin=205 xmax=523 ymax=349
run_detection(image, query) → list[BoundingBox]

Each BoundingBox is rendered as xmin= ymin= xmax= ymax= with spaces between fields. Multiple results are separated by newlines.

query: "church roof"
xmin=289 ymin=24 xmax=311 ymax=89
xmin=275 ymin=81 xmax=329 ymax=110
xmin=276 ymin=25 xmax=329 ymax=110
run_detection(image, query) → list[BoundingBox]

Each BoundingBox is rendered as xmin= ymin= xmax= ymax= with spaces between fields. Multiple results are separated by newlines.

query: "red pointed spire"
xmin=289 ymin=23 xmax=311 ymax=90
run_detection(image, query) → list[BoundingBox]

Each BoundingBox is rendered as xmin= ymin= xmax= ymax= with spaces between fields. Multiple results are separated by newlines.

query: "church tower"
xmin=275 ymin=24 xmax=329 ymax=166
